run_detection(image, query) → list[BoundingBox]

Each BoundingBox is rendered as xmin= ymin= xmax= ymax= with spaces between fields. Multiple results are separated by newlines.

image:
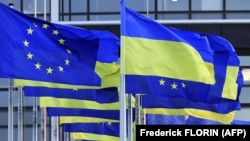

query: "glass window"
xmin=90 ymin=15 xmax=120 ymax=21
xmin=71 ymin=15 xmax=87 ymax=21
xmin=71 ymin=0 xmax=87 ymax=13
xmin=23 ymin=0 xmax=50 ymax=15
xmin=158 ymin=0 xmax=189 ymax=11
xmin=127 ymin=0 xmax=155 ymax=11
xmin=226 ymin=0 xmax=250 ymax=10
xmin=192 ymin=13 xmax=223 ymax=19
xmin=226 ymin=13 xmax=250 ymax=19
xmin=90 ymin=0 xmax=120 ymax=12
xmin=242 ymin=68 xmax=250 ymax=84
xmin=158 ymin=13 xmax=189 ymax=20
xmin=192 ymin=0 xmax=222 ymax=11
xmin=0 ymin=0 xmax=21 ymax=11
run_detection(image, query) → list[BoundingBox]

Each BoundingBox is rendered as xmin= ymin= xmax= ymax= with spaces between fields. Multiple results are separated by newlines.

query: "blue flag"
xmin=0 ymin=2 xmax=119 ymax=86
xmin=122 ymin=7 xmax=217 ymax=102
xmin=142 ymin=95 xmax=240 ymax=124
xmin=122 ymin=7 xmax=242 ymax=103
xmin=205 ymin=34 xmax=243 ymax=101
xmin=64 ymin=122 xmax=119 ymax=141
xmin=185 ymin=116 xmax=250 ymax=125
xmin=47 ymin=108 xmax=120 ymax=121
xmin=185 ymin=115 xmax=224 ymax=125
xmin=24 ymin=86 xmax=119 ymax=103
xmin=24 ymin=86 xmax=120 ymax=109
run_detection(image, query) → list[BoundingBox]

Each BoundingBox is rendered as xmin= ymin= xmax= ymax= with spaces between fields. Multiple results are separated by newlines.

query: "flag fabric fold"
xmin=24 ymin=86 xmax=119 ymax=103
xmin=142 ymin=95 xmax=238 ymax=124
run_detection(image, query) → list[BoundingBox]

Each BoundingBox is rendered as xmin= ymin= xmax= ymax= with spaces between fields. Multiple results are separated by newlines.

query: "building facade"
xmin=0 ymin=0 xmax=249 ymax=141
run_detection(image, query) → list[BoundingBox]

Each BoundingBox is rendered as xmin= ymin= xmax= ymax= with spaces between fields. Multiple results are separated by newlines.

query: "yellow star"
xmin=27 ymin=52 xmax=33 ymax=59
xmin=46 ymin=67 xmax=53 ymax=74
xmin=23 ymin=40 xmax=29 ymax=47
xmin=171 ymin=82 xmax=178 ymax=89
xmin=65 ymin=59 xmax=70 ymax=65
xmin=42 ymin=23 xmax=49 ymax=29
xmin=181 ymin=82 xmax=186 ymax=88
xmin=53 ymin=30 xmax=59 ymax=35
xmin=58 ymin=38 xmax=65 ymax=45
xmin=58 ymin=66 xmax=64 ymax=72
xmin=159 ymin=78 xmax=165 ymax=86
xmin=27 ymin=27 xmax=34 ymax=35
xmin=35 ymin=62 xmax=41 ymax=69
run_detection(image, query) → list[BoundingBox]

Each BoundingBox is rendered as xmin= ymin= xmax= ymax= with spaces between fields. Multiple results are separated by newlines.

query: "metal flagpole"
xmin=41 ymin=107 xmax=47 ymax=141
xmin=18 ymin=86 xmax=24 ymax=141
xmin=146 ymin=0 xmax=149 ymax=16
xmin=51 ymin=117 xmax=59 ymax=141
xmin=41 ymin=1 xmax=47 ymax=141
xmin=120 ymin=0 xmax=127 ymax=141
xmin=50 ymin=0 xmax=60 ymax=140
xmin=32 ymin=1 xmax=38 ymax=141
xmin=135 ymin=95 xmax=141 ymax=125
xmin=127 ymin=94 xmax=133 ymax=141
xmin=44 ymin=0 xmax=46 ymax=20
xmin=8 ymin=79 xmax=14 ymax=141
xmin=63 ymin=132 xmax=69 ymax=141
xmin=7 ymin=4 xmax=15 ymax=141
xmin=32 ymin=97 xmax=38 ymax=141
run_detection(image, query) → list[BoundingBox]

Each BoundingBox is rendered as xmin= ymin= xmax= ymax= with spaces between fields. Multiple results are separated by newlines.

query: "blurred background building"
xmin=0 ymin=0 xmax=249 ymax=141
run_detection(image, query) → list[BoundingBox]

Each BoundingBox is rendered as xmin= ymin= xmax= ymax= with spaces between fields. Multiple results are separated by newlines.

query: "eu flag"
xmin=0 ymin=2 xmax=119 ymax=86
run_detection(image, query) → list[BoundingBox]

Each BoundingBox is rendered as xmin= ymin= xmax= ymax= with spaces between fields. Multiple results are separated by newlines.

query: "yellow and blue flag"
xmin=0 ymin=2 xmax=119 ymax=86
xmin=122 ymin=7 xmax=242 ymax=103
xmin=64 ymin=122 xmax=119 ymax=141
xmin=122 ymin=7 xmax=217 ymax=102
xmin=142 ymin=95 xmax=239 ymax=124
xmin=23 ymin=86 xmax=121 ymax=121
xmin=185 ymin=115 xmax=250 ymax=125
xmin=205 ymin=34 xmax=243 ymax=100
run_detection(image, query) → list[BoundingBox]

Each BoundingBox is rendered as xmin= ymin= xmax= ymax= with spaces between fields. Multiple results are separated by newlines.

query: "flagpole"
xmin=120 ymin=1 xmax=127 ymax=141
xmin=135 ymin=95 xmax=141 ymax=125
xmin=41 ymin=107 xmax=47 ymax=141
xmin=7 ymin=4 xmax=14 ymax=141
xmin=127 ymin=94 xmax=133 ymax=141
xmin=18 ymin=86 xmax=24 ymax=141
xmin=32 ymin=1 xmax=39 ymax=141
xmin=8 ymin=80 xmax=14 ymax=141
xmin=51 ymin=117 xmax=59 ymax=141
xmin=44 ymin=0 xmax=46 ymax=20
xmin=41 ymin=1 xmax=47 ymax=141
xmin=146 ymin=0 xmax=149 ymax=16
